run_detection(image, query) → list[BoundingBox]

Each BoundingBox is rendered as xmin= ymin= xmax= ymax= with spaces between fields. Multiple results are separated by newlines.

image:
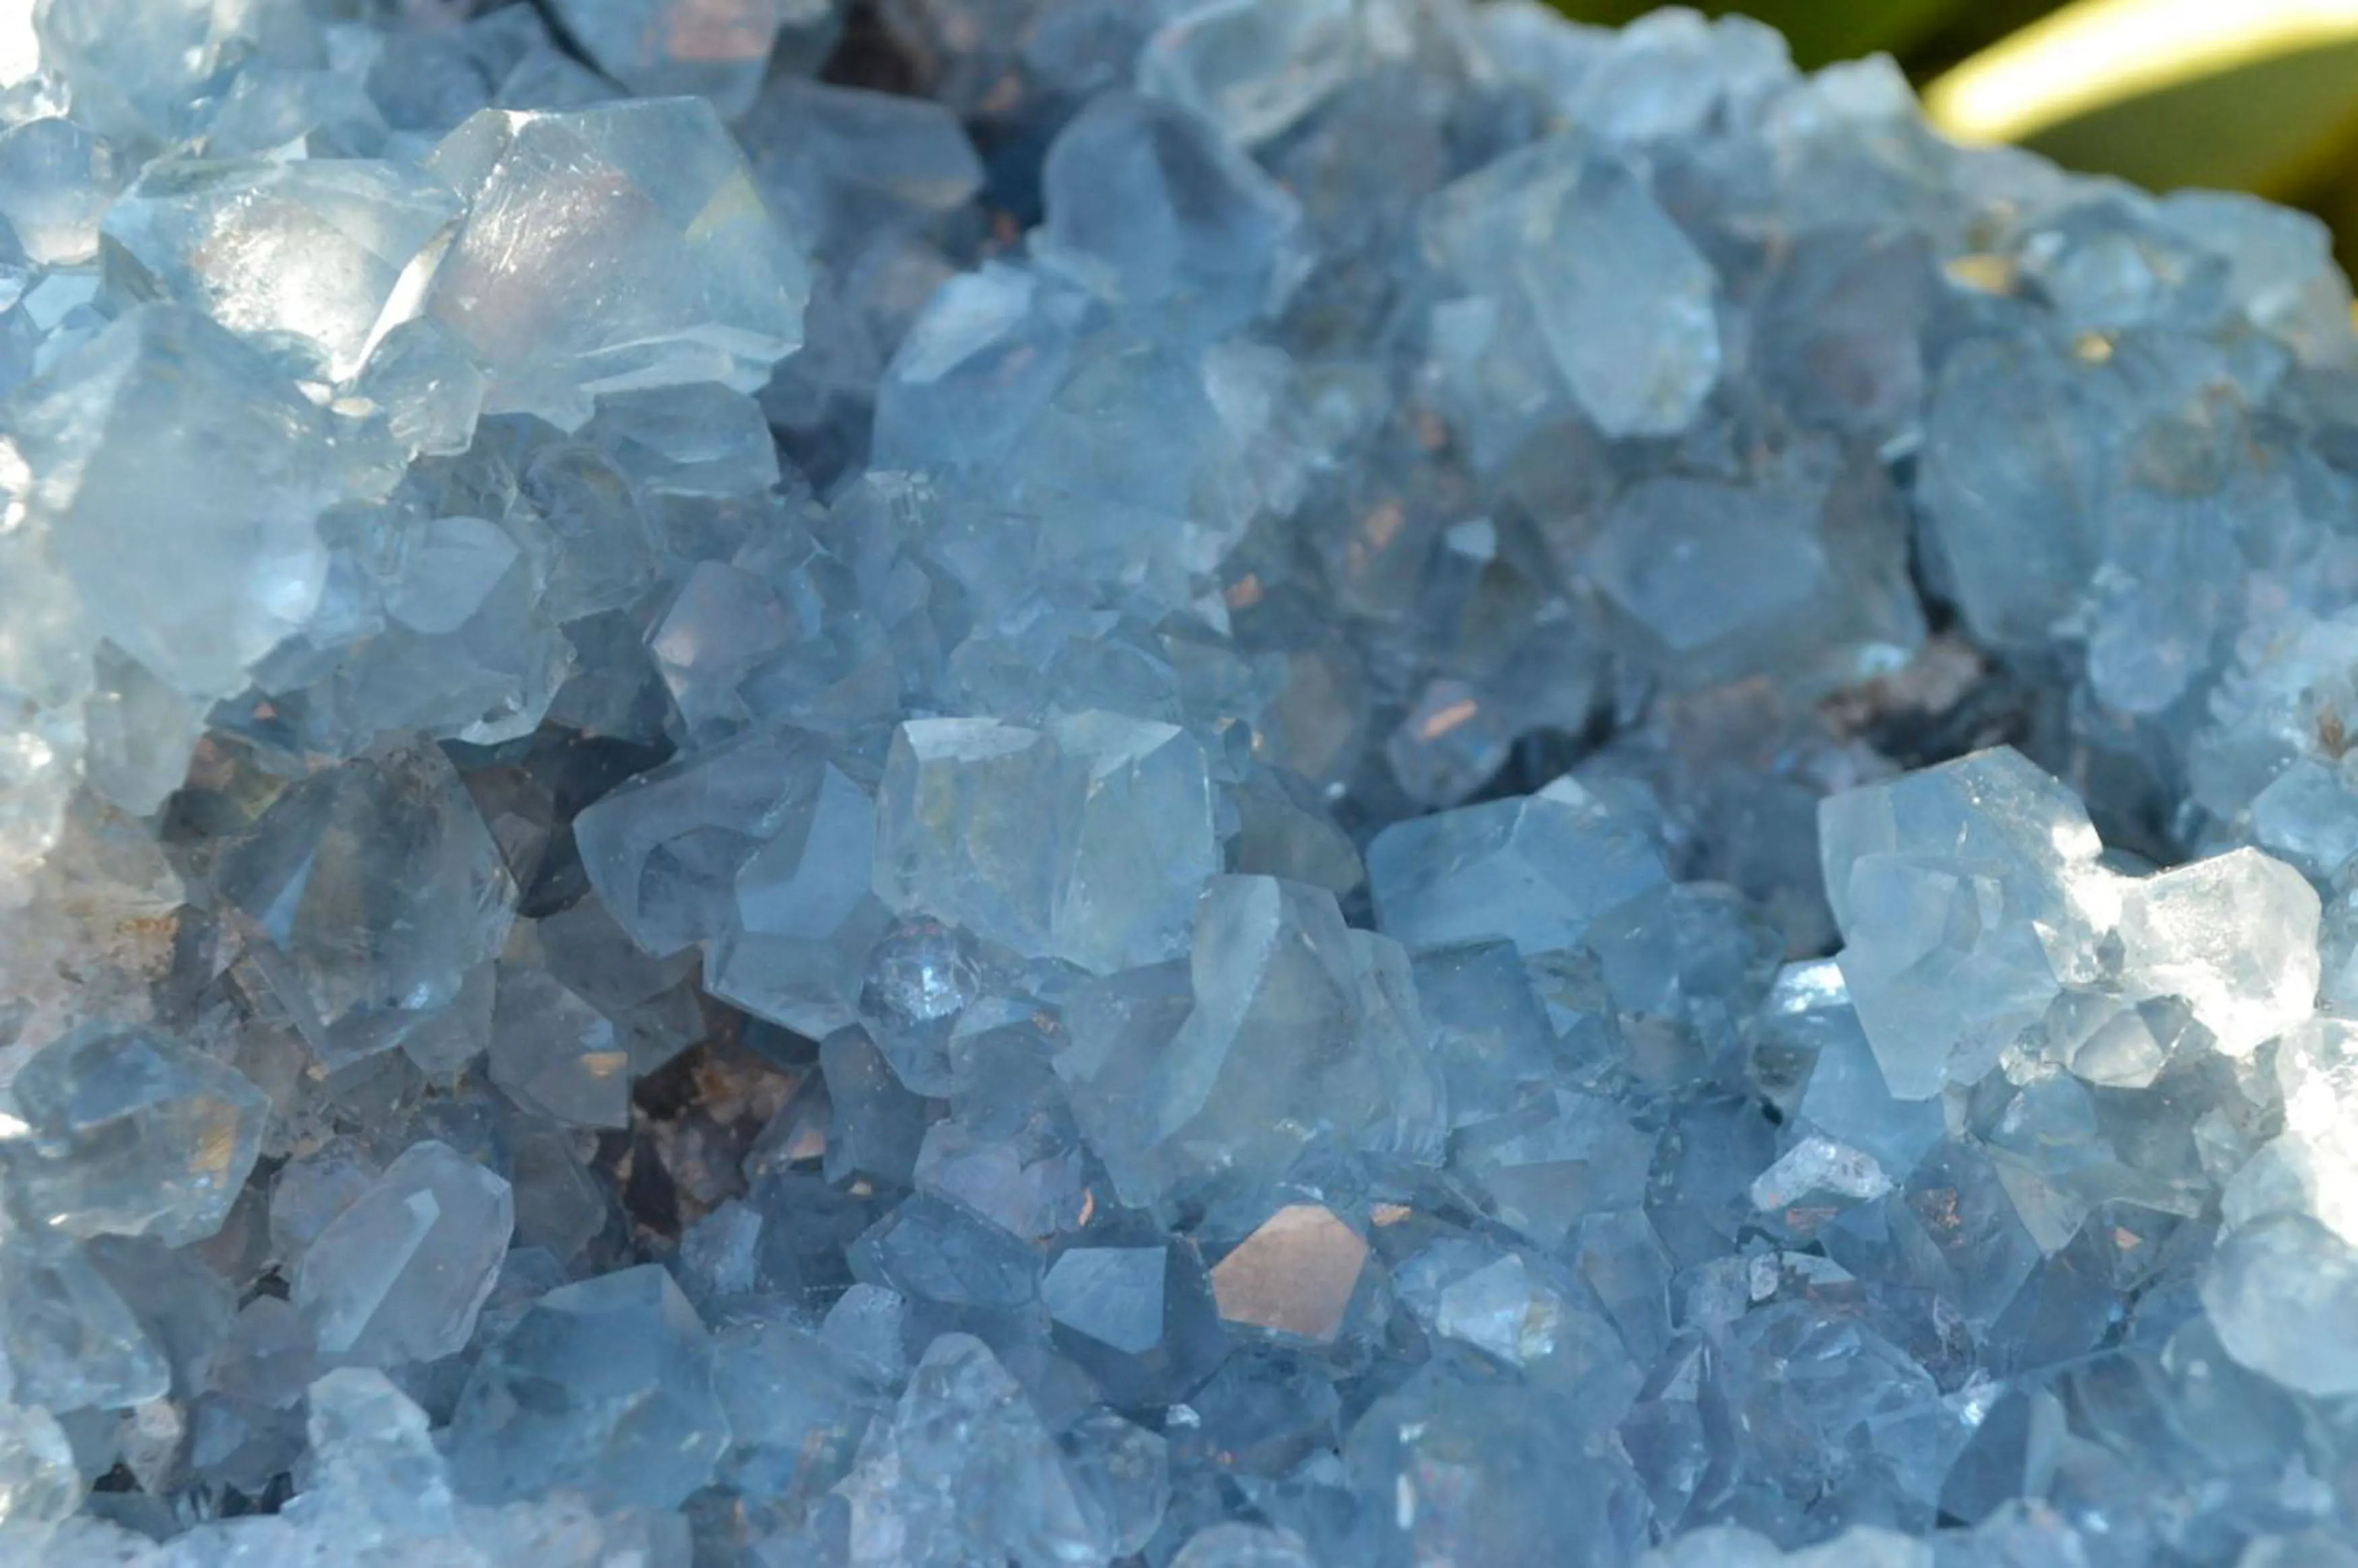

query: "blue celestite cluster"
xmin=8 ymin=0 xmax=2358 ymax=1563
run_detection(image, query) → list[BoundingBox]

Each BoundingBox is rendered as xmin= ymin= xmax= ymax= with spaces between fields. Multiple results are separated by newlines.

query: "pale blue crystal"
xmin=446 ymin=1264 xmax=728 ymax=1510
xmin=0 ymin=1401 xmax=79 ymax=1537
xmin=0 ymin=1235 xmax=166 ymax=1412
xmin=875 ymin=713 xmax=1219 ymax=973
xmin=1058 ymin=875 xmax=1446 ymax=1210
xmin=1137 ymin=0 xmax=1359 ymax=145
xmin=423 ymin=99 xmax=810 ymax=428
xmin=490 ymin=967 xmax=631 ymax=1129
xmin=575 ymin=727 xmax=828 ymax=958
xmin=1369 ymin=787 xmax=1667 ymax=958
xmin=709 ymin=757 xmax=892 ymax=1039
xmin=547 ymin=0 xmax=808 ymax=117
xmin=8 ymin=304 xmax=360 ymax=699
xmin=0 ymin=116 xmax=121 ymax=267
xmin=1034 ymin=91 xmax=1302 ymax=339
xmin=827 ymin=1332 xmax=1108 ymax=1567
xmin=0 ymin=1022 xmax=266 ymax=1247
xmin=100 ymin=156 xmax=462 ymax=379
xmin=738 ymin=77 xmax=982 ymax=254
xmin=216 ymin=740 xmax=515 ymax=1068
xmin=292 ymin=1139 xmax=513 ymax=1369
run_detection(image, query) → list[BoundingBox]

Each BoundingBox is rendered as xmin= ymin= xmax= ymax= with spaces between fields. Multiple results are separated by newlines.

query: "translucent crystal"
xmin=216 ymin=741 xmax=515 ymax=1068
xmin=828 ymin=1332 xmax=1108 ymax=1567
xmin=0 ymin=1402 xmax=79 ymax=1538
xmin=1137 ymin=0 xmax=1359 ymax=145
xmin=1059 ymin=876 xmax=1448 ymax=1210
xmin=1777 ymin=965 xmax=1945 ymax=1177
xmin=198 ymin=64 xmax=392 ymax=161
xmin=1348 ymin=1361 xmax=1649 ymax=1568
xmin=100 ymin=156 xmax=462 ymax=380
xmin=575 ymin=727 xmax=829 ymax=959
xmin=8 ymin=304 xmax=358 ymax=698
xmin=2203 ymin=1212 xmax=2358 ymax=1396
xmin=1043 ymin=1242 xmax=1227 ymax=1408
xmin=814 ymin=1024 xmax=929 ymax=1189
xmin=1411 ymin=940 xmax=1558 ymax=1127
xmin=10 ymin=0 xmax=2358 ymax=1556
xmin=1369 ymin=788 xmax=1667 ymax=958
xmin=736 ymin=77 xmax=982 ymax=255
xmin=875 ymin=713 xmax=1219 ymax=973
xmin=210 ymin=1297 xmax=317 ymax=1410
xmin=81 ymin=643 xmax=208 ymax=817
xmin=0 ymin=1022 xmax=267 ymax=1247
xmin=709 ymin=758 xmax=891 ymax=1040
xmin=1915 ymin=336 xmax=2108 ymax=651
xmin=292 ymin=1140 xmax=514 ymax=1369
xmin=1820 ymin=748 xmax=2109 ymax=1099
xmin=423 ymin=98 xmax=810 ymax=429
xmin=1034 ymin=91 xmax=1302 ymax=339
xmin=0 ymin=1234 xmax=168 ymax=1412
xmin=2115 ymin=847 xmax=2319 ymax=1058
xmin=356 ymin=317 xmax=490 ymax=459
xmin=1169 ymin=1523 xmax=1318 ymax=1568
xmin=489 ymin=967 xmax=632 ymax=1128
xmin=1453 ymin=1087 xmax=1655 ymax=1250
xmin=711 ymin=1310 xmax=886 ymax=1532
xmin=0 ymin=116 xmax=121 ymax=267
xmin=1426 ymin=137 xmax=1719 ymax=441
xmin=446 ymin=1264 xmax=728 ymax=1509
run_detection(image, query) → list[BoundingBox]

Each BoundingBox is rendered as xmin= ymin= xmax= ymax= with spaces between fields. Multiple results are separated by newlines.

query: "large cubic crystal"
xmin=1818 ymin=748 xmax=2108 ymax=1099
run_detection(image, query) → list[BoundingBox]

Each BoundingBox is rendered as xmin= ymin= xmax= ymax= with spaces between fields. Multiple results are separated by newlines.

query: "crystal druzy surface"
xmin=9 ymin=0 xmax=2358 ymax=1563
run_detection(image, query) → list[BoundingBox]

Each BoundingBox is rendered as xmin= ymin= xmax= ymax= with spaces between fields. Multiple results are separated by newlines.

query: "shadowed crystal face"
xmin=215 ymin=742 xmax=516 ymax=1067
xmin=0 ymin=1023 xmax=268 ymax=1248
xmin=1368 ymin=788 xmax=1668 ymax=959
xmin=445 ymin=1264 xmax=729 ymax=1510
xmin=1033 ymin=90 xmax=1304 ymax=339
xmin=424 ymin=98 xmax=810 ymax=429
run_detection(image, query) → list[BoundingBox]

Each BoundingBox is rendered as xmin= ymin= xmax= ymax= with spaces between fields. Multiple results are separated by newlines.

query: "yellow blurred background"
xmin=1555 ymin=0 xmax=2358 ymax=271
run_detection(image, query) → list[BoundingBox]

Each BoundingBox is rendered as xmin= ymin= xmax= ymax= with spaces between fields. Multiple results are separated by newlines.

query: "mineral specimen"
xmin=7 ymin=0 xmax=2358 ymax=1562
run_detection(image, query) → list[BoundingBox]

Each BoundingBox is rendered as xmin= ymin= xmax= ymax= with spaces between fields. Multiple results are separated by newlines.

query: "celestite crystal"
xmin=14 ymin=0 xmax=2358 ymax=1562
xmin=292 ymin=1140 xmax=515 ymax=1369
xmin=445 ymin=1264 xmax=727 ymax=1510
xmin=423 ymin=98 xmax=810 ymax=428
xmin=0 ymin=1022 xmax=266 ymax=1247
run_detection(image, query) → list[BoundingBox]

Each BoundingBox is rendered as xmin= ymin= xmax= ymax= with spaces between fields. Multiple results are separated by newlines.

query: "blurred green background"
xmin=1554 ymin=0 xmax=2358 ymax=274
